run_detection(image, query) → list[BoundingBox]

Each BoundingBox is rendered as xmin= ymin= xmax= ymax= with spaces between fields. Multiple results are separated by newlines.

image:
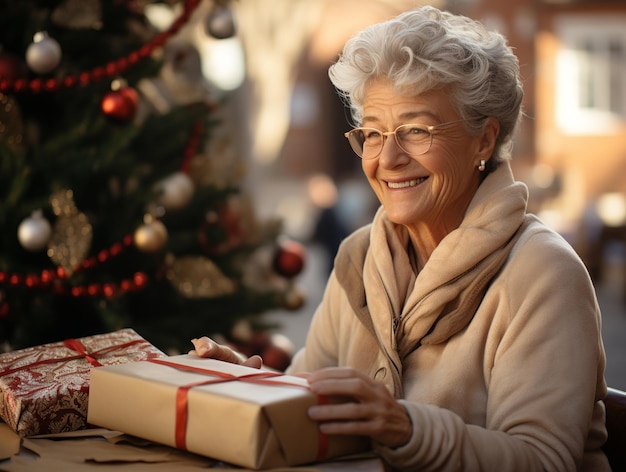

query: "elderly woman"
xmin=193 ymin=6 xmax=609 ymax=471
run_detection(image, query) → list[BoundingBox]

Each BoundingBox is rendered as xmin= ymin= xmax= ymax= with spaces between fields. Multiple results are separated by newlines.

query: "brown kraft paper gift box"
xmin=0 ymin=328 xmax=165 ymax=437
xmin=87 ymin=354 xmax=371 ymax=469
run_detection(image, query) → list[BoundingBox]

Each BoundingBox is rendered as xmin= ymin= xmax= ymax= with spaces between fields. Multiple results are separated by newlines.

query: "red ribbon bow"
xmin=63 ymin=338 xmax=103 ymax=367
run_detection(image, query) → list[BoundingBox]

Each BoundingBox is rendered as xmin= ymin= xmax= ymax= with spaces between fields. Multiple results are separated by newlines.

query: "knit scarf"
xmin=337 ymin=163 xmax=529 ymax=365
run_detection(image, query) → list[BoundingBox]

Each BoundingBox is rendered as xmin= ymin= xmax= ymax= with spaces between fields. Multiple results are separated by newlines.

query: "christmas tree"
xmin=0 ymin=0 xmax=306 ymax=367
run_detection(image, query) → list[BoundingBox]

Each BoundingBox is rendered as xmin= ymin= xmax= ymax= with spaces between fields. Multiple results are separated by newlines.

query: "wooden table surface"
xmin=0 ymin=424 xmax=385 ymax=472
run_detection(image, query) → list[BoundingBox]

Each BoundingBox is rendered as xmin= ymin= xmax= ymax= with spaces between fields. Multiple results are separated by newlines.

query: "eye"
xmin=362 ymin=128 xmax=382 ymax=141
xmin=401 ymin=125 xmax=429 ymax=136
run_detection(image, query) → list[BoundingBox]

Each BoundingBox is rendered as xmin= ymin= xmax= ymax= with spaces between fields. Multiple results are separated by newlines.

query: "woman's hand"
xmin=189 ymin=336 xmax=263 ymax=369
xmin=305 ymin=367 xmax=412 ymax=449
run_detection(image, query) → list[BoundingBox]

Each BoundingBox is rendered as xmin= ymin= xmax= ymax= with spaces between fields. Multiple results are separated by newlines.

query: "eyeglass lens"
xmin=347 ymin=124 xmax=433 ymax=159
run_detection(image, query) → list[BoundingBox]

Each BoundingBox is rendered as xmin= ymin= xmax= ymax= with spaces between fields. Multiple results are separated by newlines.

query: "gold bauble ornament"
xmin=134 ymin=218 xmax=168 ymax=253
xmin=283 ymin=285 xmax=306 ymax=311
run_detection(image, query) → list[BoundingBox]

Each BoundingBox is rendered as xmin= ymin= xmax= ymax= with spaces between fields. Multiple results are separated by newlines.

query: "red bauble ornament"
xmin=0 ymin=298 xmax=9 ymax=318
xmin=198 ymin=203 xmax=245 ymax=256
xmin=261 ymin=334 xmax=295 ymax=372
xmin=101 ymin=86 xmax=138 ymax=122
xmin=232 ymin=329 xmax=268 ymax=359
xmin=272 ymin=240 xmax=306 ymax=278
xmin=0 ymin=52 xmax=28 ymax=81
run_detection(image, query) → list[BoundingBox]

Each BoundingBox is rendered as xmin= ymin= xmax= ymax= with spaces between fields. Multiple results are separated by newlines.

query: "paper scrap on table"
xmin=0 ymin=423 xmax=21 ymax=460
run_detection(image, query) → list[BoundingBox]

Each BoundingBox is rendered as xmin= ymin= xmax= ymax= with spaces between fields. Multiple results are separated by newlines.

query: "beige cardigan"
xmin=287 ymin=163 xmax=609 ymax=471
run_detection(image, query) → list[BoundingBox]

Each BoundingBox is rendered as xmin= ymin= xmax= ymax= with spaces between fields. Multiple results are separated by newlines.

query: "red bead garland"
xmin=0 ymin=234 xmax=147 ymax=298
xmin=181 ymin=117 xmax=206 ymax=173
xmin=0 ymin=0 xmax=201 ymax=94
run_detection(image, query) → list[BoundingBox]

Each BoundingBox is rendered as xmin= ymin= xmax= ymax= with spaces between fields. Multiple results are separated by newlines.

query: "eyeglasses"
xmin=344 ymin=118 xmax=474 ymax=159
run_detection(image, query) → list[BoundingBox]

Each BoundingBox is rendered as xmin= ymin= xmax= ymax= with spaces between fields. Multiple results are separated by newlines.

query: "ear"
xmin=475 ymin=117 xmax=499 ymax=164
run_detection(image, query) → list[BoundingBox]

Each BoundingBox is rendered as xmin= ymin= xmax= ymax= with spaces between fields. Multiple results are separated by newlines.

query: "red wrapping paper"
xmin=0 ymin=328 xmax=165 ymax=437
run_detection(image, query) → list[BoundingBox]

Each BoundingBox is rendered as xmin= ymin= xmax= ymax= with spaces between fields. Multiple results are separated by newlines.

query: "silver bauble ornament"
xmin=26 ymin=32 xmax=62 ymax=74
xmin=155 ymin=172 xmax=194 ymax=211
xmin=18 ymin=210 xmax=52 ymax=252
xmin=205 ymin=4 xmax=236 ymax=39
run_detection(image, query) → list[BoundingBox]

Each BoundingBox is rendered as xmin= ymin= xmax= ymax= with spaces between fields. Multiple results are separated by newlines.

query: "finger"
xmin=190 ymin=337 xmax=213 ymax=357
xmin=242 ymin=355 xmax=263 ymax=369
xmin=308 ymin=398 xmax=412 ymax=448
xmin=191 ymin=337 xmax=245 ymax=364
xmin=308 ymin=376 xmax=367 ymax=399
xmin=309 ymin=401 xmax=365 ymax=422
xmin=318 ymin=419 xmax=370 ymax=436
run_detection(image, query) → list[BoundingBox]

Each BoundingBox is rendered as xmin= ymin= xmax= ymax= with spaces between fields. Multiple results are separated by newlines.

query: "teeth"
xmin=387 ymin=177 xmax=426 ymax=189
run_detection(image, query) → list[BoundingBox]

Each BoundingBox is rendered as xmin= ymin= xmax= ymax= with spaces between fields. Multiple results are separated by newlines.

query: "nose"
xmin=378 ymin=132 xmax=410 ymax=168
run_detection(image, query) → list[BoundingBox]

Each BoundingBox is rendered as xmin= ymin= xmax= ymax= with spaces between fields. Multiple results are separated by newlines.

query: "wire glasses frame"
xmin=344 ymin=118 xmax=475 ymax=159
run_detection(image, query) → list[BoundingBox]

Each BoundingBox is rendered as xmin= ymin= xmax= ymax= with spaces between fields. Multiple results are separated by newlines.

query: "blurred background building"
xmin=236 ymin=0 xmax=626 ymax=262
xmin=224 ymin=0 xmax=626 ymax=388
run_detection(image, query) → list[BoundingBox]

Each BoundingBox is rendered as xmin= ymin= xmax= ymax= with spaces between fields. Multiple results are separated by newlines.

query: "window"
xmin=555 ymin=15 xmax=626 ymax=134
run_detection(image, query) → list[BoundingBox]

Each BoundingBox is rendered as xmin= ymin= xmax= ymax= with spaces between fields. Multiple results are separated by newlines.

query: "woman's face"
xmin=360 ymin=79 xmax=495 ymax=240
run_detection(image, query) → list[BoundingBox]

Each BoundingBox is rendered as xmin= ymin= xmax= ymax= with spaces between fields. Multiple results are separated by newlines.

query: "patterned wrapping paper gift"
xmin=0 ymin=328 xmax=165 ymax=437
xmin=88 ymin=355 xmax=371 ymax=469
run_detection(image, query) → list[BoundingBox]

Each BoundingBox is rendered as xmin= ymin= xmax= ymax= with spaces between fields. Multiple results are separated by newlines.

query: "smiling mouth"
xmin=387 ymin=177 xmax=428 ymax=189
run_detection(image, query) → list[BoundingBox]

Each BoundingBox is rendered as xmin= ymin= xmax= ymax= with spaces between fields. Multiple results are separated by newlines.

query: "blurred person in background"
xmin=308 ymin=174 xmax=350 ymax=275
xmin=192 ymin=5 xmax=609 ymax=470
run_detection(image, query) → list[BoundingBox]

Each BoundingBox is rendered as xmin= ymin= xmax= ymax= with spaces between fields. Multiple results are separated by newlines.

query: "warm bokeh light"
xmin=597 ymin=193 xmax=626 ymax=227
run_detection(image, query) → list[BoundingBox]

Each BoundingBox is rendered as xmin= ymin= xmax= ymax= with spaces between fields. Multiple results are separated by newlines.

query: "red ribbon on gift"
xmin=149 ymin=358 xmax=330 ymax=463
xmin=63 ymin=338 xmax=103 ymax=367
xmin=0 ymin=338 xmax=152 ymax=377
